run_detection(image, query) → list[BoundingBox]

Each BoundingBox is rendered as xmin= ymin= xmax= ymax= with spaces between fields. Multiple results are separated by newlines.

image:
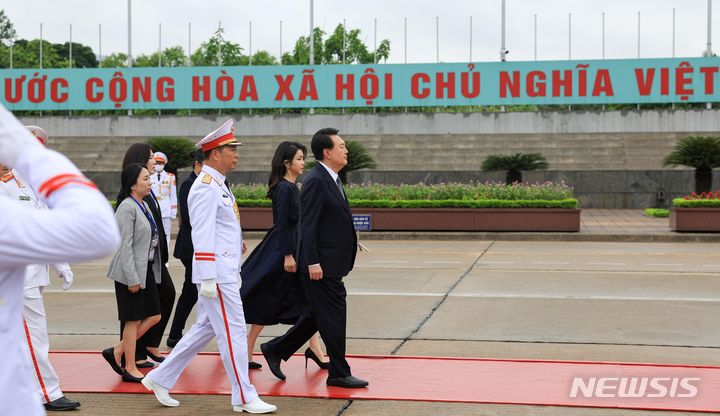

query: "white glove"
xmin=59 ymin=271 xmax=74 ymax=290
xmin=0 ymin=108 xmax=43 ymax=167
xmin=199 ymin=279 xmax=217 ymax=298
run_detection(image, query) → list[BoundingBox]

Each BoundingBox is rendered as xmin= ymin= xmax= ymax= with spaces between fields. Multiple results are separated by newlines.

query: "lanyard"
xmin=129 ymin=196 xmax=158 ymax=236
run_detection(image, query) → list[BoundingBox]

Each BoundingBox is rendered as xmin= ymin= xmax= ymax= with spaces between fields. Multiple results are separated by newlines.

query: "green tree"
xmin=4 ymin=39 xmax=63 ymax=68
xmin=663 ymin=136 xmax=720 ymax=194
xmin=147 ymin=137 xmax=197 ymax=175
xmin=323 ymin=24 xmax=390 ymax=64
xmin=0 ymin=10 xmax=16 ymax=46
xmin=135 ymin=46 xmax=188 ymax=67
xmin=191 ymin=28 xmax=245 ymax=66
xmin=249 ymin=50 xmax=277 ymax=66
xmin=100 ymin=52 xmax=129 ymax=68
xmin=481 ymin=153 xmax=549 ymax=184
xmin=282 ymin=27 xmax=325 ymax=65
xmin=54 ymin=42 xmax=98 ymax=68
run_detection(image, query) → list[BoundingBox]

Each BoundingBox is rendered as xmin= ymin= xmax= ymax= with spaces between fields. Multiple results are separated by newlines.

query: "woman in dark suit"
xmin=241 ymin=141 xmax=329 ymax=370
xmin=104 ymin=163 xmax=161 ymax=382
xmin=120 ymin=144 xmax=176 ymax=366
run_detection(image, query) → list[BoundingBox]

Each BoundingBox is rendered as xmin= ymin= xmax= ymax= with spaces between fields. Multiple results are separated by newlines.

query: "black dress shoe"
xmin=102 ymin=347 xmax=123 ymax=376
xmin=260 ymin=343 xmax=286 ymax=381
xmin=44 ymin=396 xmax=81 ymax=411
xmin=249 ymin=361 xmax=262 ymax=370
xmin=167 ymin=336 xmax=181 ymax=348
xmin=121 ymin=369 xmax=144 ymax=383
xmin=136 ymin=361 xmax=155 ymax=368
xmin=326 ymin=376 xmax=369 ymax=388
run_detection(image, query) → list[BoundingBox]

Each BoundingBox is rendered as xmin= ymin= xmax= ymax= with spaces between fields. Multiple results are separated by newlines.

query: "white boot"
xmin=142 ymin=376 xmax=180 ymax=407
xmin=233 ymin=397 xmax=277 ymax=413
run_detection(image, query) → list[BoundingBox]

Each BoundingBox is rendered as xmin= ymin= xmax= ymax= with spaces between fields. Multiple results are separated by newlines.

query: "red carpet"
xmin=52 ymin=351 xmax=720 ymax=412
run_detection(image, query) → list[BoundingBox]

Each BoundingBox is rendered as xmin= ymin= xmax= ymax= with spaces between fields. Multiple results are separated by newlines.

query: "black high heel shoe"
xmin=304 ymin=348 xmax=329 ymax=370
xmin=145 ymin=350 xmax=165 ymax=363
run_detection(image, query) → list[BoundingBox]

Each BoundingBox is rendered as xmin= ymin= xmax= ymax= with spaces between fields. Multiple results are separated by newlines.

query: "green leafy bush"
xmin=232 ymin=182 xmax=578 ymax=208
xmin=147 ymin=137 xmax=197 ymax=174
xmin=644 ymin=208 xmax=669 ymax=218
xmin=672 ymin=198 xmax=720 ymax=208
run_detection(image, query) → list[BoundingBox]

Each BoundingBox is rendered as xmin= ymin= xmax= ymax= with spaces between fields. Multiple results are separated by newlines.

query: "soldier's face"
xmin=217 ymin=146 xmax=238 ymax=172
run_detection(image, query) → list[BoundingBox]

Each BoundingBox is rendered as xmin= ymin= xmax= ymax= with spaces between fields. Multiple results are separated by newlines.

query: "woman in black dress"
xmin=241 ymin=141 xmax=329 ymax=369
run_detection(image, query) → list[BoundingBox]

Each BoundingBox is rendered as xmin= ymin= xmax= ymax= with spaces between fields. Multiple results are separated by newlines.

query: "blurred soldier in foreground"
xmin=0 ymin=106 xmax=120 ymax=415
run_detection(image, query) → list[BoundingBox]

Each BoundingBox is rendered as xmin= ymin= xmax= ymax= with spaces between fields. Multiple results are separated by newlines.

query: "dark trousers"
xmin=168 ymin=258 xmax=198 ymax=340
xmin=266 ymin=274 xmax=351 ymax=378
xmin=122 ymin=264 xmax=176 ymax=361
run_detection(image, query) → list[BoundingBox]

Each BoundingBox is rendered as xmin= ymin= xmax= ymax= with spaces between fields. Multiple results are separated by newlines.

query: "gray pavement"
xmin=44 ymin=237 xmax=720 ymax=415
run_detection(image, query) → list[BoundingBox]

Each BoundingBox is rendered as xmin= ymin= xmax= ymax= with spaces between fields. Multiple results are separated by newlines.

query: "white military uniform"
xmin=151 ymin=152 xmax=177 ymax=249
xmin=0 ymin=170 xmax=73 ymax=405
xmin=146 ymin=120 xmax=262 ymax=409
xmin=0 ymin=106 xmax=120 ymax=416
xmin=146 ymin=165 xmax=258 ymax=406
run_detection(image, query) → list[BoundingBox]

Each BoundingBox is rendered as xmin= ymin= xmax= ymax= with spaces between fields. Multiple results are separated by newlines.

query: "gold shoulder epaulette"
xmin=201 ymin=174 xmax=212 ymax=184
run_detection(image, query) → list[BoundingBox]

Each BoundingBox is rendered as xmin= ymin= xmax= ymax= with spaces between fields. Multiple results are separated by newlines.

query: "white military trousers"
xmin=146 ymin=281 xmax=258 ymax=406
xmin=162 ymin=217 xmax=171 ymax=250
xmin=22 ymin=286 xmax=63 ymax=404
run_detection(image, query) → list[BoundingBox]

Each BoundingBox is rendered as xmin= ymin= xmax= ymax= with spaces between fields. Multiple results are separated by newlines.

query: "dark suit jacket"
xmin=144 ymin=191 xmax=169 ymax=263
xmin=173 ymin=171 xmax=197 ymax=261
xmin=297 ymin=165 xmax=357 ymax=278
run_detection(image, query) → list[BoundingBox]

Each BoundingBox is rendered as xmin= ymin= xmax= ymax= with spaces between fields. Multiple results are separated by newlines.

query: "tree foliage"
xmin=663 ymin=136 xmax=720 ymax=193
xmin=481 ymin=153 xmax=549 ymax=184
xmin=147 ymin=137 xmax=197 ymax=174
xmin=134 ymin=46 xmax=188 ymax=67
xmin=0 ymin=9 xmax=16 ymax=46
xmin=283 ymin=25 xmax=390 ymax=65
xmin=55 ymin=42 xmax=98 ymax=68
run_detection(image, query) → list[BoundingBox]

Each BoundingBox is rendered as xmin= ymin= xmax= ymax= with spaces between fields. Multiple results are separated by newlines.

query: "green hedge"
xmin=232 ymin=182 xmax=576 ymax=202
xmin=236 ymin=198 xmax=579 ymax=209
xmin=672 ymin=198 xmax=720 ymax=208
xmin=644 ymin=208 xmax=669 ymax=218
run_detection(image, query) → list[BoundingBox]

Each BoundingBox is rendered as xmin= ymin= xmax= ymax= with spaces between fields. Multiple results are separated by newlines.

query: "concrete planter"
xmin=669 ymin=208 xmax=720 ymax=232
xmin=240 ymin=207 xmax=581 ymax=232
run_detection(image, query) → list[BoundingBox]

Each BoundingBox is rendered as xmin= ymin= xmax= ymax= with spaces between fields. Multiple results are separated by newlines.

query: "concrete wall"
xmin=22 ymin=110 xmax=720 ymax=208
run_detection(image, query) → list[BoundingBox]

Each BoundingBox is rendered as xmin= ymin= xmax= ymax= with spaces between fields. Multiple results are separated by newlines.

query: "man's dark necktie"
xmin=335 ymin=177 xmax=345 ymax=199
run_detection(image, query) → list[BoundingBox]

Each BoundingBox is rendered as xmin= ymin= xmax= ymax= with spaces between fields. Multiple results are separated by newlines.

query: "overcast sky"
xmin=3 ymin=0 xmax=718 ymax=64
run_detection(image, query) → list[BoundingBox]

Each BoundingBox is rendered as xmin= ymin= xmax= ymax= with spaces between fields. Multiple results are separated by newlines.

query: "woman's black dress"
xmin=241 ymin=180 xmax=305 ymax=325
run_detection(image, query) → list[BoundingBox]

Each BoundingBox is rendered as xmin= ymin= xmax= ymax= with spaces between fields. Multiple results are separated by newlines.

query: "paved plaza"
xmin=42 ymin=209 xmax=720 ymax=415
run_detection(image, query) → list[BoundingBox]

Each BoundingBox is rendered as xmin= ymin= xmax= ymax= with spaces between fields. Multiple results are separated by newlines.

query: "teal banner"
xmin=1 ymin=57 xmax=719 ymax=110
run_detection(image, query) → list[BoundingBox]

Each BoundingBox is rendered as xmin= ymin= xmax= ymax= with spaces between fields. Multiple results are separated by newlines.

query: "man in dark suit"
xmin=261 ymin=128 xmax=368 ymax=388
xmin=166 ymin=151 xmax=204 ymax=348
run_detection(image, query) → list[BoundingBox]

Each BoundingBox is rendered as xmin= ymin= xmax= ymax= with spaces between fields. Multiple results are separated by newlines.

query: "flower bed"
xmin=233 ymin=182 xmax=581 ymax=232
xmin=669 ymin=192 xmax=720 ymax=232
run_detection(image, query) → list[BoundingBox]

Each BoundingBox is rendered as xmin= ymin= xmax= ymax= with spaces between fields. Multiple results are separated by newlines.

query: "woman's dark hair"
xmin=122 ymin=143 xmax=153 ymax=169
xmin=115 ymin=163 xmax=145 ymax=210
xmin=267 ymin=141 xmax=307 ymax=198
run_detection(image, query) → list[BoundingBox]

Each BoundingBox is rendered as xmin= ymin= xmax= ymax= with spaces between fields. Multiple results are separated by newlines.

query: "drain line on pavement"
xmin=335 ymin=399 xmax=353 ymax=415
xmin=390 ymin=241 xmax=496 ymax=355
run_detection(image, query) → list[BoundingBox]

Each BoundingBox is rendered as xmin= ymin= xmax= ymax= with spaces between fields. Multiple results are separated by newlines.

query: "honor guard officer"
xmin=0 ymin=127 xmax=80 ymax=411
xmin=151 ymin=151 xmax=177 ymax=249
xmin=0 ymin=106 xmax=120 ymax=416
xmin=143 ymin=120 xmax=277 ymax=414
